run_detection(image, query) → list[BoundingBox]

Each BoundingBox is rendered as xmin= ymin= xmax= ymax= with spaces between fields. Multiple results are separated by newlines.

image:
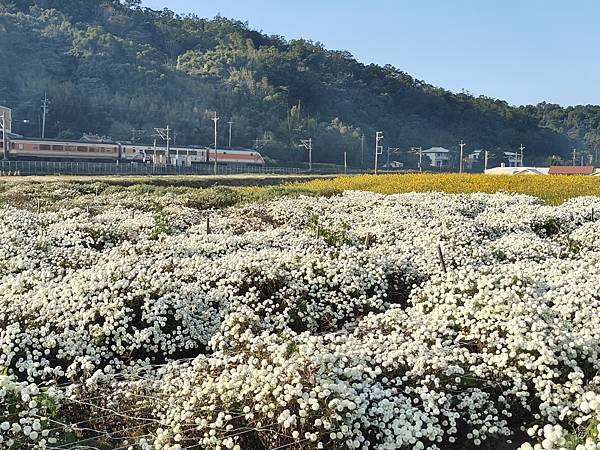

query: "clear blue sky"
xmin=142 ymin=0 xmax=599 ymax=106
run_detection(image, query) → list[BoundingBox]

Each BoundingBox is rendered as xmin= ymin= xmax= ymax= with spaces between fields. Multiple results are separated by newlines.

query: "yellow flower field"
xmin=296 ymin=173 xmax=600 ymax=204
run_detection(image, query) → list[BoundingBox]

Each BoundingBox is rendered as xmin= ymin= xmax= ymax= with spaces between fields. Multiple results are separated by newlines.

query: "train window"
xmin=52 ymin=145 xmax=64 ymax=151
xmin=18 ymin=143 xmax=24 ymax=150
xmin=77 ymin=146 xmax=88 ymax=152
xmin=66 ymin=146 xmax=75 ymax=152
xmin=33 ymin=144 xmax=38 ymax=150
xmin=40 ymin=144 xmax=51 ymax=151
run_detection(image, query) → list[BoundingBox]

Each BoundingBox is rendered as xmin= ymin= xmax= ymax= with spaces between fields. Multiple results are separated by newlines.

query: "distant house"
xmin=548 ymin=166 xmax=595 ymax=175
xmin=422 ymin=147 xmax=450 ymax=168
xmin=467 ymin=150 xmax=520 ymax=169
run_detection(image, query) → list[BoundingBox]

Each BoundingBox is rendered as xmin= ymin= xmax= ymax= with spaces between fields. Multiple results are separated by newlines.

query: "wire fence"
xmin=0 ymin=160 xmax=301 ymax=176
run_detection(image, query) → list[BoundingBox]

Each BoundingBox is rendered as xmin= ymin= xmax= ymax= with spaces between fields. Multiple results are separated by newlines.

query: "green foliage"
xmin=308 ymin=214 xmax=353 ymax=247
xmin=1 ymin=0 xmax=597 ymax=168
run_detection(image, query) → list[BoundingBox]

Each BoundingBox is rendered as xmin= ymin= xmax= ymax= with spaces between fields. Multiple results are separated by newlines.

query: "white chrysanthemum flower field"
xmin=1 ymin=186 xmax=600 ymax=450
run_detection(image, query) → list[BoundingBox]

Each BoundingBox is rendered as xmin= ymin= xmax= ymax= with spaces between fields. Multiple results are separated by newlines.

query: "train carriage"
xmin=5 ymin=138 xmax=120 ymax=161
xmin=0 ymin=137 xmax=266 ymax=166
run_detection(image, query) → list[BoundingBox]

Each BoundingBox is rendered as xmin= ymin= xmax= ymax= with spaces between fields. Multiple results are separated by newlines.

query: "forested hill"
xmin=1 ymin=0 xmax=599 ymax=166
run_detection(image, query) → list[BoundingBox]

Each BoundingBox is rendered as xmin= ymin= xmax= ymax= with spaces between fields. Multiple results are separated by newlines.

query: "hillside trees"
xmin=1 ymin=0 xmax=597 ymax=166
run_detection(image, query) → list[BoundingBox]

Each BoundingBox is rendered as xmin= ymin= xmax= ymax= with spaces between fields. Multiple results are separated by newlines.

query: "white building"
xmin=485 ymin=166 xmax=549 ymax=176
xmin=422 ymin=147 xmax=450 ymax=168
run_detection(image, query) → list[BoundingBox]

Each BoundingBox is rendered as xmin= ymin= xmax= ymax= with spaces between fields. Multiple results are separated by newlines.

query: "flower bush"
xmin=1 ymin=184 xmax=600 ymax=449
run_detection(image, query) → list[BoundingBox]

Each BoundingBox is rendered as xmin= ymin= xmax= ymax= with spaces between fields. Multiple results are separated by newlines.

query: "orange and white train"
xmin=0 ymin=138 xmax=266 ymax=166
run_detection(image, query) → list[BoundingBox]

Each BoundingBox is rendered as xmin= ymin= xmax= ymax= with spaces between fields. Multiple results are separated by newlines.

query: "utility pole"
xmin=1 ymin=111 xmax=7 ymax=160
xmin=154 ymin=126 xmax=171 ymax=165
xmin=573 ymin=148 xmax=577 ymax=166
xmin=519 ymin=144 xmax=525 ymax=167
xmin=459 ymin=140 xmax=465 ymax=173
xmin=344 ymin=151 xmax=347 ymax=174
xmin=361 ymin=134 xmax=364 ymax=169
xmin=212 ymin=111 xmax=219 ymax=175
xmin=412 ymin=146 xmax=423 ymax=172
xmin=374 ymin=131 xmax=383 ymax=174
xmin=484 ymin=150 xmax=490 ymax=172
xmin=299 ymin=138 xmax=312 ymax=171
xmin=167 ymin=126 xmax=171 ymax=165
xmin=41 ymin=92 xmax=49 ymax=139
xmin=386 ymin=147 xmax=400 ymax=170
xmin=227 ymin=121 xmax=233 ymax=148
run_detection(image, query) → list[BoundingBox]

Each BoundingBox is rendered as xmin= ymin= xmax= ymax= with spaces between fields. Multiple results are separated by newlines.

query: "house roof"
xmin=548 ymin=166 xmax=595 ymax=175
xmin=422 ymin=147 xmax=450 ymax=154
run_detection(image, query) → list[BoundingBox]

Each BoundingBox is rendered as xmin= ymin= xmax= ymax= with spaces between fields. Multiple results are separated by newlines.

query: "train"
xmin=0 ymin=137 xmax=266 ymax=166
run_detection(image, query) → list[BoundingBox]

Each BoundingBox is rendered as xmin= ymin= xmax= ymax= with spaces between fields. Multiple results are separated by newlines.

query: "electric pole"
xmin=41 ymin=92 xmax=49 ymax=139
xmin=212 ymin=111 xmax=219 ymax=175
xmin=154 ymin=126 xmax=171 ymax=165
xmin=573 ymin=148 xmax=577 ymax=166
xmin=227 ymin=121 xmax=233 ymax=148
xmin=1 ymin=111 xmax=7 ymax=160
xmin=386 ymin=147 xmax=400 ymax=170
xmin=484 ymin=150 xmax=489 ymax=172
xmin=412 ymin=146 xmax=423 ymax=172
xmin=361 ymin=134 xmax=364 ymax=169
xmin=344 ymin=151 xmax=347 ymax=174
xmin=299 ymin=138 xmax=312 ymax=171
xmin=459 ymin=140 xmax=465 ymax=173
xmin=519 ymin=144 xmax=525 ymax=167
xmin=374 ymin=131 xmax=383 ymax=174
